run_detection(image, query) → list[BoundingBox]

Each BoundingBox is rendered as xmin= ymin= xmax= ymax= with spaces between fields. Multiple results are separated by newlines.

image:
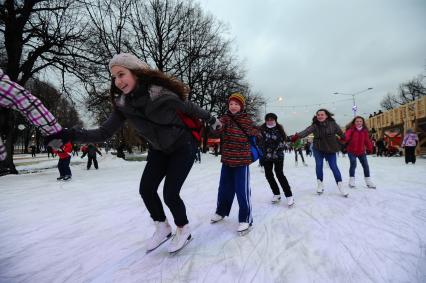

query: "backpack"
xmin=176 ymin=109 xmax=203 ymax=142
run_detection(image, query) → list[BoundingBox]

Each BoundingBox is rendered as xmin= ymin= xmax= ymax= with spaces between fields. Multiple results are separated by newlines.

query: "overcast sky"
xmin=200 ymin=0 xmax=426 ymax=132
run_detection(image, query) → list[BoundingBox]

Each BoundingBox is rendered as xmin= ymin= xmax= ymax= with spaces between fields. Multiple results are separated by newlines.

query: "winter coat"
xmin=260 ymin=125 xmax=285 ymax=161
xmin=292 ymin=139 xmax=303 ymax=150
xmin=72 ymin=84 xmax=212 ymax=153
xmin=217 ymin=112 xmax=258 ymax=167
xmin=297 ymin=120 xmax=344 ymax=153
xmin=52 ymin=142 xmax=72 ymax=159
xmin=344 ymin=126 xmax=373 ymax=156
xmin=81 ymin=144 xmax=102 ymax=158
xmin=402 ymin=133 xmax=419 ymax=147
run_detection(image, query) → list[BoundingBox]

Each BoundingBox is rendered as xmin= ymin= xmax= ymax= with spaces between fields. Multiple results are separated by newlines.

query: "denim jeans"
xmin=348 ymin=153 xmax=370 ymax=177
xmin=312 ymin=148 xmax=342 ymax=182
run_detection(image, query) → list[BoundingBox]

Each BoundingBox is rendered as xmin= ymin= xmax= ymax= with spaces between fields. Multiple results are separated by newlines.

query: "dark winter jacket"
xmin=81 ymin=144 xmax=102 ymax=158
xmin=260 ymin=126 xmax=285 ymax=161
xmin=72 ymin=85 xmax=212 ymax=153
xmin=297 ymin=120 xmax=344 ymax=153
xmin=217 ymin=111 xmax=258 ymax=167
xmin=345 ymin=126 xmax=373 ymax=156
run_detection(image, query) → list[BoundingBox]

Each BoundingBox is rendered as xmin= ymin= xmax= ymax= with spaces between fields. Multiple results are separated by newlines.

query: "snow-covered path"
xmin=1 ymin=153 xmax=425 ymax=282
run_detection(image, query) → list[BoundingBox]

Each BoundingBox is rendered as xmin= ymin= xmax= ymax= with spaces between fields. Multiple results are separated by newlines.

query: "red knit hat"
xmin=228 ymin=92 xmax=245 ymax=109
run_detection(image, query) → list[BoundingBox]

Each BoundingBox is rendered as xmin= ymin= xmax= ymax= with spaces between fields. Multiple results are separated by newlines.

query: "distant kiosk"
xmin=366 ymin=96 xmax=426 ymax=156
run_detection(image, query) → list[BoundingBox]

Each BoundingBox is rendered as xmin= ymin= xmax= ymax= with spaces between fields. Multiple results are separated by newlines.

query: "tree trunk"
xmin=0 ymin=110 xmax=18 ymax=175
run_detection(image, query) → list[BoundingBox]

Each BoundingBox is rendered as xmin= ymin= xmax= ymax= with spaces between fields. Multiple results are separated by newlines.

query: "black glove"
xmin=208 ymin=116 xmax=222 ymax=130
xmin=44 ymin=128 xmax=75 ymax=150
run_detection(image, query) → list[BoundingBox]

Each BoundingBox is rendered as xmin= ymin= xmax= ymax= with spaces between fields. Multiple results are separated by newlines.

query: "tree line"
xmin=0 ymin=0 xmax=264 ymax=174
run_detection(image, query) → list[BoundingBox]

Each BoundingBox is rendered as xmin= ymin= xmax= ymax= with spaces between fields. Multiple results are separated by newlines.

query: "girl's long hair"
xmin=110 ymin=68 xmax=189 ymax=106
xmin=345 ymin=115 xmax=369 ymax=131
xmin=312 ymin=108 xmax=335 ymax=124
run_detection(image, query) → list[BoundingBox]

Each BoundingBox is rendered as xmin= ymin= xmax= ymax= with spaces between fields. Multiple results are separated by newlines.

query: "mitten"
xmin=290 ymin=134 xmax=299 ymax=143
xmin=44 ymin=128 xmax=75 ymax=150
xmin=209 ymin=117 xmax=222 ymax=130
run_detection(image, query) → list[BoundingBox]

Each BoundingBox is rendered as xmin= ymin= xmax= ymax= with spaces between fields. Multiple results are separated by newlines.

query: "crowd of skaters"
xmin=1 ymin=52 xmax=422 ymax=254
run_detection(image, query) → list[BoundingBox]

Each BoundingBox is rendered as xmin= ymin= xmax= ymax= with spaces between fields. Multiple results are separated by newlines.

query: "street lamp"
xmin=264 ymin=97 xmax=284 ymax=116
xmin=333 ymin=87 xmax=373 ymax=116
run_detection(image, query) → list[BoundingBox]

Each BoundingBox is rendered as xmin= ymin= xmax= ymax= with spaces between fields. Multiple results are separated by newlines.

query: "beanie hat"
xmin=109 ymin=53 xmax=149 ymax=72
xmin=265 ymin=113 xmax=278 ymax=121
xmin=228 ymin=92 xmax=245 ymax=109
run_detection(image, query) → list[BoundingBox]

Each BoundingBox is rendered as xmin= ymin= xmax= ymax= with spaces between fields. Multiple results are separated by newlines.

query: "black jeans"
xmin=263 ymin=159 xmax=292 ymax=197
xmin=58 ymin=156 xmax=71 ymax=177
xmin=139 ymin=140 xmax=196 ymax=227
xmin=87 ymin=156 xmax=98 ymax=169
xmin=294 ymin=148 xmax=305 ymax=163
xmin=405 ymin=146 xmax=416 ymax=164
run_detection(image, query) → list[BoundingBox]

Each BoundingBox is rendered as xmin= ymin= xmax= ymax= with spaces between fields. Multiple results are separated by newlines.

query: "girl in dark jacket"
xmin=291 ymin=109 xmax=348 ymax=197
xmin=46 ymin=53 xmax=221 ymax=253
xmin=260 ymin=113 xmax=294 ymax=206
xmin=345 ymin=116 xmax=376 ymax=188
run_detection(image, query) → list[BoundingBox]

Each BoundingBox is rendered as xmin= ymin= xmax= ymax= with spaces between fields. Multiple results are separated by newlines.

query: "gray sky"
xmin=200 ymin=0 xmax=426 ymax=132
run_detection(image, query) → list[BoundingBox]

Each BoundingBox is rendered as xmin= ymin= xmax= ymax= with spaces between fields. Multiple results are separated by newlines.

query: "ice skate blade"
xmin=238 ymin=226 xmax=252 ymax=236
xmin=169 ymin=235 xmax=192 ymax=255
xmin=146 ymin=233 xmax=172 ymax=254
xmin=210 ymin=218 xmax=224 ymax=224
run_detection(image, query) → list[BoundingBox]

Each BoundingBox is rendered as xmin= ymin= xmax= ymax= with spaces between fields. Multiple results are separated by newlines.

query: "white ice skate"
xmin=271 ymin=195 xmax=281 ymax=204
xmin=237 ymin=222 xmax=252 ymax=236
xmin=337 ymin=182 xmax=349 ymax=197
xmin=146 ymin=220 xmax=172 ymax=253
xmin=349 ymin=177 xmax=356 ymax=188
xmin=210 ymin=213 xmax=224 ymax=223
xmin=365 ymin=177 xmax=376 ymax=189
xmin=317 ymin=180 xmax=324 ymax=195
xmin=168 ymin=224 xmax=192 ymax=254
xmin=287 ymin=196 xmax=295 ymax=207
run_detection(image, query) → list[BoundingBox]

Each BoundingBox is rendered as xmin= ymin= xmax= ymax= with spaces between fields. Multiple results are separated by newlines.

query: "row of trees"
xmin=1 ymin=0 xmax=264 ymax=174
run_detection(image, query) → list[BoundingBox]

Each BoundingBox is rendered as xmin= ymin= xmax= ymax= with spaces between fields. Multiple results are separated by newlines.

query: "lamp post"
xmin=333 ymin=87 xmax=373 ymax=116
xmin=264 ymin=97 xmax=284 ymax=116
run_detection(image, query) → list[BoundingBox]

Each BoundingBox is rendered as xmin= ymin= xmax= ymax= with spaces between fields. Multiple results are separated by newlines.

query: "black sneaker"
xmin=57 ymin=176 xmax=64 ymax=180
xmin=63 ymin=175 xmax=72 ymax=181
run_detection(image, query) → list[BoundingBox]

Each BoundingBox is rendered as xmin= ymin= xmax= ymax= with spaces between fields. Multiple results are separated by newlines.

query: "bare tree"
xmin=0 ymin=0 xmax=90 ymax=173
xmin=380 ymin=76 xmax=426 ymax=110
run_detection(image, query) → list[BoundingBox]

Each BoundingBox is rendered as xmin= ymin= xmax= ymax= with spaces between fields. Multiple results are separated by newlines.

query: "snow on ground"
xmin=1 ymin=152 xmax=426 ymax=283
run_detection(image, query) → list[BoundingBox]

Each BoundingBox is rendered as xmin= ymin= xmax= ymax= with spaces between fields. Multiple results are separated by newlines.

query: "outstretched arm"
xmin=0 ymin=70 xmax=62 ymax=135
xmin=0 ymin=69 xmax=62 ymax=160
